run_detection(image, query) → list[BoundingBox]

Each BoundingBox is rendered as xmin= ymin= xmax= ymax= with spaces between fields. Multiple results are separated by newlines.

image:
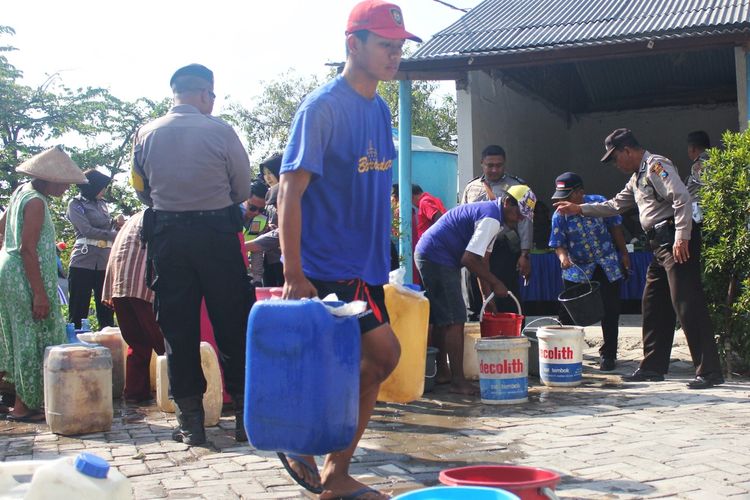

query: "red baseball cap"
xmin=346 ymin=0 xmax=422 ymax=42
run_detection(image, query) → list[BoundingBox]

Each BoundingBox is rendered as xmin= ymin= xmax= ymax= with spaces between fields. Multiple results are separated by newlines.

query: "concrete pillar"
xmin=456 ymin=72 xmax=479 ymax=201
xmin=735 ymin=45 xmax=749 ymax=131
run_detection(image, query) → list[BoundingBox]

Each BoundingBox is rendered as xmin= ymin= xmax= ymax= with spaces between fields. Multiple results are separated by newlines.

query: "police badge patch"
xmin=651 ymin=162 xmax=669 ymax=179
xmin=390 ymin=8 xmax=403 ymax=26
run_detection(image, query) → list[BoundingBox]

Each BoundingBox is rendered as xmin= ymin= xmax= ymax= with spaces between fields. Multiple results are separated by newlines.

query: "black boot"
xmin=232 ymin=393 xmax=247 ymax=442
xmin=172 ymin=395 xmax=206 ymax=446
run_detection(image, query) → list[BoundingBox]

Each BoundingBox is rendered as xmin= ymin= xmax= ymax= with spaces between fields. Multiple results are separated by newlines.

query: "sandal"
xmin=6 ymin=411 xmax=45 ymax=423
xmin=277 ymin=452 xmax=323 ymax=494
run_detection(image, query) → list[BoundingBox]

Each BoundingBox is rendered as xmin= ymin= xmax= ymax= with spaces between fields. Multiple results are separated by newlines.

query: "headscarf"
xmin=78 ymin=169 xmax=111 ymax=200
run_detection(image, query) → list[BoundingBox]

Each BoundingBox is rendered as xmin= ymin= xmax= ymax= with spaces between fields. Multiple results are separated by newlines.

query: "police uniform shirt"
xmin=581 ymin=151 xmax=693 ymax=241
xmin=131 ymin=104 xmax=251 ymax=211
xmin=686 ymin=151 xmax=708 ymax=200
xmin=461 ymin=174 xmax=532 ymax=251
xmin=67 ymin=196 xmax=118 ymax=270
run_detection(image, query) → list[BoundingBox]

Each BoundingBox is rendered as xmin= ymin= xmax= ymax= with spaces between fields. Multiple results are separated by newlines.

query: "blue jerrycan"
xmin=244 ymin=299 xmax=361 ymax=455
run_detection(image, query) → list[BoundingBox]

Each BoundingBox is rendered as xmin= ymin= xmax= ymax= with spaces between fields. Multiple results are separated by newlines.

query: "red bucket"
xmin=480 ymin=291 xmax=524 ymax=338
xmin=480 ymin=312 xmax=524 ymax=337
xmin=439 ymin=465 xmax=560 ymax=500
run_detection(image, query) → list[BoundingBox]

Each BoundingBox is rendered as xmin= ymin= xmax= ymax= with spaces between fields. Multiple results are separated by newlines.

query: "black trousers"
xmin=640 ymin=225 xmax=721 ymax=376
xmin=149 ymin=221 xmax=253 ymax=400
xmin=262 ymin=261 xmax=284 ymax=287
xmin=560 ymin=266 xmax=621 ymax=359
xmin=68 ymin=266 xmax=114 ymax=329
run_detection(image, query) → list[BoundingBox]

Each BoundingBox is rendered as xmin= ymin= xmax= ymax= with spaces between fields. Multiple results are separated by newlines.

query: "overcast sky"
xmin=5 ymin=0 xmax=480 ymax=109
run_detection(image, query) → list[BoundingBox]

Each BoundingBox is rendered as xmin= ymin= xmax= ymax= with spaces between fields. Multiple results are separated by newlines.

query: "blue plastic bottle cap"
xmin=74 ymin=452 xmax=110 ymax=479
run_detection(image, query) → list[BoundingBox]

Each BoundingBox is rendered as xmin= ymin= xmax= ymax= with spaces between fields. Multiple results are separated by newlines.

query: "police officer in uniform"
xmin=461 ymin=144 xmax=533 ymax=314
xmin=555 ymin=128 xmax=723 ymax=389
xmin=685 ymin=130 xmax=711 ymax=225
xmin=131 ymin=64 xmax=253 ymax=444
xmin=243 ymin=180 xmax=269 ymax=286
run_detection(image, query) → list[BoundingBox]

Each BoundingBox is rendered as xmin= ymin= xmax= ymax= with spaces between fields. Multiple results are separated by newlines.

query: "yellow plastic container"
xmin=77 ymin=327 xmax=127 ymax=399
xmin=377 ymin=284 xmax=430 ymax=403
xmin=155 ymin=342 xmax=223 ymax=426
xmin=463 ymin=322 xmax=481 ymax=380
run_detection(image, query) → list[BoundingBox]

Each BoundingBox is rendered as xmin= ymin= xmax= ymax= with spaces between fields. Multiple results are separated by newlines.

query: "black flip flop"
xmin=277 ymin=452 xmax=323 ymax=494
xmin=6 ymin=411 xmax=45 ymax=423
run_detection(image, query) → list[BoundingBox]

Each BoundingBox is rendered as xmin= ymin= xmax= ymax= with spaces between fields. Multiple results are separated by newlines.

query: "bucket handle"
xmin=540 ymin=487 xmax=560 ymax=500
xmin=425 ymin=363 xmax=438 ymax=379
xmin=562 ymin=259 xmax=596 ymax=294
xmin=521 ymin=316 xmax=562 ymax=335
xmin=479 ymin=291 xmax=521 ymax=321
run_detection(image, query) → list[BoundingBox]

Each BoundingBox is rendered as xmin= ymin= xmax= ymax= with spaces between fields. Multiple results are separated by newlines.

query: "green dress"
xmin=0 ymin=183 xmax=65 ymax=410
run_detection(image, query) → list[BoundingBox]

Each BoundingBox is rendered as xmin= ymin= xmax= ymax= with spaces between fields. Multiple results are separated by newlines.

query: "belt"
xmin=75 ymin=238 xmax=112 ymax=255
xmin=645 ymin=217 xmax=675 ymax=239
xmin=75 ymin=238 xmax=113 ymax=249
xmin=154 ymin=207 xmax=231 ymax=221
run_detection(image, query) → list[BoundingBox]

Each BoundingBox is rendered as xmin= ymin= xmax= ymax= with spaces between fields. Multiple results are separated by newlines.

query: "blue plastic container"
xmin=394 ymin=486 xmax=520 ymax=500
xmin=244 ymin=300 xmax=361 ymax=455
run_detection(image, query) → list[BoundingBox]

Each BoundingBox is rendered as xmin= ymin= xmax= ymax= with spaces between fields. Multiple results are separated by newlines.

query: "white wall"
xmin=457 ymin=69 xmax=739 ymax=204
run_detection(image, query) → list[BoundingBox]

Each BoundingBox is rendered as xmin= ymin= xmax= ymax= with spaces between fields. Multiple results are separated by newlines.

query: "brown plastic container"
xmin=44 ymin=344 xmax=113 ymax=435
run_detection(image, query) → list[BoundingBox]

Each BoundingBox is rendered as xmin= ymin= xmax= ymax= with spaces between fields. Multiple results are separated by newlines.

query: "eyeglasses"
xmin=247 ymin=204 xmax=265 ymax=213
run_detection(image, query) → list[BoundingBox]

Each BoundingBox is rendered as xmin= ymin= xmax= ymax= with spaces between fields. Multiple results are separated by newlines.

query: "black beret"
xmin=169 ymin=64 xmax=214 ymax=88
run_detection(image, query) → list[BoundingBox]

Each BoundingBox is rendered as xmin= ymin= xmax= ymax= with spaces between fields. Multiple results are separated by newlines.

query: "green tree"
xmin=227 ymin=68 xmax=458 ymax=165
xmin=225 ymin=70 xmax=323 ymax=165
xmin=377 ymin=79 xmax=457 ymax=151
xmin=701 ymin=128 xmax=750 ymax=373
xmin=0 ymin=25 xmax=169 ymax=240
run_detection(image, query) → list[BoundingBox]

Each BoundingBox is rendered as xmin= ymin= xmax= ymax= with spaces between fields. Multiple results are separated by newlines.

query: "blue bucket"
xmin=394 ymin=486 xmax=520 ymax=500
xmin=244 ymin=300 xmax=361 ymax=455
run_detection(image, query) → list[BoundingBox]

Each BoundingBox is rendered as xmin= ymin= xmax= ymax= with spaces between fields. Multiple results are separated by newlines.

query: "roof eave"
xmin=396 ymin=30 xmax=750 ymax=80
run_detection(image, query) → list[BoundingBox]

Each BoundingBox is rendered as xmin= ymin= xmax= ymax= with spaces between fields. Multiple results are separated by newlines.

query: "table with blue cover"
xmin=518 ymin=251 xmax=653 ymax=302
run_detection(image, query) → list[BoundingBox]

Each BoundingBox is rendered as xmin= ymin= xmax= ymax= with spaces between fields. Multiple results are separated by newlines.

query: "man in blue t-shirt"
xmin=549 ymin=172 xmax=629 ymax=371
xmin=277 ymin=1 xmax=421 ymax=499
xmin=414 ymin=187 xmax=534 ymax=395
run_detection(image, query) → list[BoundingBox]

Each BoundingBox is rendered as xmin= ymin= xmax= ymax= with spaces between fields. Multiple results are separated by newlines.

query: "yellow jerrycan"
xmin=377 ymin=284 xmax=430 ymax=403
xmin=155 ymin=342 xmax=223 ymax=426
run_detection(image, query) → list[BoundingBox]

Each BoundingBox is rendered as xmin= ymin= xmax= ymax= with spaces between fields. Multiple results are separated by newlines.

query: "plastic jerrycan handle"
xmin=0 ymin=461 xmax=37 ymax=490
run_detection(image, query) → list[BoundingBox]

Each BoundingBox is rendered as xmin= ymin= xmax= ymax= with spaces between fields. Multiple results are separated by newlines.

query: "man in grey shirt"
xmin=131 ymin=63 xmax=253 ymax=445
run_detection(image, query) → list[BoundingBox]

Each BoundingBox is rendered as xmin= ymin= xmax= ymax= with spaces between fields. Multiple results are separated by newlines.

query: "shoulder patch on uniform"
xmin=651 ymin=162 xmax=668 ymax=179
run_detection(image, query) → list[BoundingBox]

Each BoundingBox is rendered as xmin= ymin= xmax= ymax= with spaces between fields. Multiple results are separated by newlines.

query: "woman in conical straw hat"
xmin=0 ymin=146 xmax=86 ymax=422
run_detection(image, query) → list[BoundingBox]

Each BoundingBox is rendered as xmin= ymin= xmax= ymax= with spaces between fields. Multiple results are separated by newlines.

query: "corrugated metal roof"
xmin=411 ymin=0 xmax=750 ymax=61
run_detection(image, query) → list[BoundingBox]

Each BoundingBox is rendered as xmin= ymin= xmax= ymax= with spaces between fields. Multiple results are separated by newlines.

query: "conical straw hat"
xmin=15 ymin=146 xmax=88 ymax=184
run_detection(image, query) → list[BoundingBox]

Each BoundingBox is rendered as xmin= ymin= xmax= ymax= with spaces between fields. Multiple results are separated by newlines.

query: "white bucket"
xmin=475 ymin=337 xmax=529 ymax=404
xmin=537 ymin=326 xmax=585 ymax=387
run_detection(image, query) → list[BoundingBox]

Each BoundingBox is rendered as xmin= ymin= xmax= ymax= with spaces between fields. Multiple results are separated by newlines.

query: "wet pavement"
xmin=1 ymin=315 xmax=749 ymax=499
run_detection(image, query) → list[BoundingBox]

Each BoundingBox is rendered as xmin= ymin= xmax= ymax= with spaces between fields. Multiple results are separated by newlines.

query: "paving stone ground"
xmin=1 ymin=315 xmax=749 ymax=499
